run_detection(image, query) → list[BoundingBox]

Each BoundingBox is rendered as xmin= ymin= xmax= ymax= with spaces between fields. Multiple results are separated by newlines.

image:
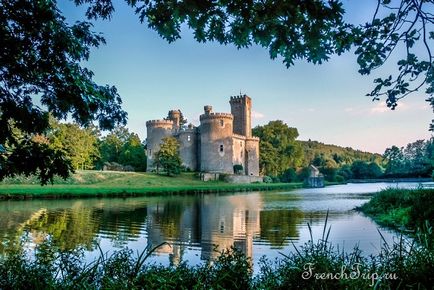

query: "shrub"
xmin=233 ymin=164 xmax=244 ymax=174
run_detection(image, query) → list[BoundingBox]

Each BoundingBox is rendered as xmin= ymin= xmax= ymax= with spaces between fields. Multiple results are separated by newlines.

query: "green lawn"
xmin=0 ymin=171 xmax=304 ymax=198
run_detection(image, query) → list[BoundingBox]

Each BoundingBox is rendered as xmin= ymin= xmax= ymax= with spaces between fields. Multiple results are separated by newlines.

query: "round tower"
xmin=199 ymin=107 xmax=234 ymax=174
xmin=146 ymin=119 xmax=174 ymax=171
xmin=168 ymin=109 xmax=181 ymax=130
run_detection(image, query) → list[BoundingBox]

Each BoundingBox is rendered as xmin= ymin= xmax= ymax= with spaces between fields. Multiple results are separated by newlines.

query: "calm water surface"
xmin=0 ymin=182 xmax=430 ymax=270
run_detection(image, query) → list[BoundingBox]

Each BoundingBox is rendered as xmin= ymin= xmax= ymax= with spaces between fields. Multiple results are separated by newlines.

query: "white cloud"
xmin=370 ymin=101 xmax=390 ymax=114
xmin=344 ymin=107 xmax=354 ymax=112
xmin=370 ymin=101 xmax=409 ymax=114
xmin=252 ymin=110 xmax=265 ymax=119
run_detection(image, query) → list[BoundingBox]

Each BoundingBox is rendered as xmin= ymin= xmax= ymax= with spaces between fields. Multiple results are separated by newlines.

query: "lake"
xmin=0 ymin=182 xmax=430 ymax=270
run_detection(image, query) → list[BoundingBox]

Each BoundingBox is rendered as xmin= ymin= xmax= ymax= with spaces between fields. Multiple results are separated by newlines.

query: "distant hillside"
xmin=297 ymin=140 xmax=383 ymax=167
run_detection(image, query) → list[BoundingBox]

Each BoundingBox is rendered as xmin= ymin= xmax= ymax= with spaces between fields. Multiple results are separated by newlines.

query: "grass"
xmin=357 ymin=188 xmax=434 ymax=233
xmin=0 ymin=170 xmax=304 ymax=199
xmin=0 ymin=213 xmax=432 ymax=289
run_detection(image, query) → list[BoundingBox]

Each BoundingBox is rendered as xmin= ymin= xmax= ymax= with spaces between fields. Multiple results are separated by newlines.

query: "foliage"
xmin=359 ymin=188 xmax=434 ymax=234
xmin=350 ymin=160 xmax=383 ymax=179
xmin=383 ymin=139 xmax=433 ymax=177
xmin=233 ymin=164 xmax=244 ymax=174
xmin=0 ymin=217 xmax=432 ymax=289
xmin=0 ymin=0 xmax=126 ymax=184
xmin=79 ymin=0 xmax=434 ymax=130
xmin=280 ymin=168 xmax=297 ymax=183
xmin=354 ymin=0 xmax=434 ymax=130
xmin=48 ymin=119 xmax=100 ymax=170
xmin=154 ymin=137 xmax=182 ymax=176
xmin=164 ymin=110 xmax=188 ymax=129
xmin=99 ymin=126 xmax=147 ymax=171
xmin=253 ymin=121 xmax=303 ymax=176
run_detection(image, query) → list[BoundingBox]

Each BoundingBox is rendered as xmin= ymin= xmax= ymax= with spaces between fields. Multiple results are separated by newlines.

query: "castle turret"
xmin=168 ymin=109 xmax=181 ymax=130
xmin=146 ymin=119 xmax=173 ymax=171
xmin=199 ymin=107 xmax=234 ymax=174
xmin=229 ymin=94 xmax=252 ymax=138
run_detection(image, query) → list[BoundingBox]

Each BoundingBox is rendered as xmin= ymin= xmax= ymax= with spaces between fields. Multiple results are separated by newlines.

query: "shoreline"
xmin=0 ymin=181 xmax=306 ymax=200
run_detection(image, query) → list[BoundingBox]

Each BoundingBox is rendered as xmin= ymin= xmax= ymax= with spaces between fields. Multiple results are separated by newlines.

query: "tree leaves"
xmin=0 ymin=0 xmax=127 ymax=183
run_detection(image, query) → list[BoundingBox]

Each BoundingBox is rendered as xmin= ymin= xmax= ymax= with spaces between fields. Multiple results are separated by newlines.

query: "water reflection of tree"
xmin=93 ymin=205 xmax=148 ymax=247
xmin=23 ymin=204 xmax=100 ymax=251
xmin=0 ymin=199 xmax=151 ymax=253
xmin=260 ymin=209 xmax=304 ymax=248
xmin=151 ymin=201 xmax=186 ymax=239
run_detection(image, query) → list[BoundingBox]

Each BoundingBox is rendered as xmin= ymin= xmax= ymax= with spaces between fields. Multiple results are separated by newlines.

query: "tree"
xmin=154 ymin=137 xmax=182 ymax=176
xmin=253 ymin=121 xmax=303 ymax=176
xmin=119 ymin=133 xmax=147 ymax=172
xmin=77 ymin=0 xmax=434 ymax=128
xmin=383 ymin=145 xmax=405 ymax=175
xmin=48 ymin=120 xmax=100 ymax=170
xmin=165 ymin=110 xmax=188 ymax=129
xmin=99 ymin=126 xmax=147 ymax=171
xmin=1 ymin=0 xmax=126 ymax=184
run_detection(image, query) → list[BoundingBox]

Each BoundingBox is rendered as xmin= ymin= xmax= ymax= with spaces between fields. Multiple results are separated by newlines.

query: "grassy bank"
xmin=0 ymin=171 xmax=304 ymax=199
xmin=358 ymin=188 xmax=434 ymax=238
xmin=1 ymin=220 xmax=432 ymax=289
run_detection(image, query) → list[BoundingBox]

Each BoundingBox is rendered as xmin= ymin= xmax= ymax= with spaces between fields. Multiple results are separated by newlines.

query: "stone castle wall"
xmin=146 ymin=119 xmax=173 ymax=171
xmin=199 ymin=112 xmax=234 ymax=174
xmin=176 ymin=129 xmax=198 ymax=171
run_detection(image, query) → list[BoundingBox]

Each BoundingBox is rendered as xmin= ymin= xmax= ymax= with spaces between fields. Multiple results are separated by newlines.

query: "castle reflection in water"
xmin=146 ymin=194 xmax=262 ymax=265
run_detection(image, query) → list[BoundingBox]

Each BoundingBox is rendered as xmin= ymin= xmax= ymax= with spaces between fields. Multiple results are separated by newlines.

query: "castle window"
xmin=219 ymin=144 xmax=224 ymax=152
xmin=187 ymin=135 xmax=191 ymax=141
xmin=241 ymin=151 xmax=243 ymax=158
xmin=220 ymin=119 xmax=224 ymax=127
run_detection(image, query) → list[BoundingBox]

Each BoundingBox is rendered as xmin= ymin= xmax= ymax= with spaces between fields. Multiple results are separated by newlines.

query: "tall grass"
xmin=358 ymin=188 xmax=434 ymax=242
xmin=0 ymin=214 xmax=432 ymax=289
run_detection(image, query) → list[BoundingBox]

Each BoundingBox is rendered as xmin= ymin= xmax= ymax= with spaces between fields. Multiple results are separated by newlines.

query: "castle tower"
xmin=168 ymin=109 xmax=181 ymax=130
xmin=146 ymin=119 xmax=174 ymax=171
xmin=199 ymin=106 xmax=234 ymax=173
xmin=229 ymin=94 xmax=252 ymax=137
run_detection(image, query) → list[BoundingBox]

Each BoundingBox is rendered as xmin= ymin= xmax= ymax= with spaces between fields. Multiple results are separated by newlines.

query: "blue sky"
xmin=59 ymin=0 xmax=432 ymax=154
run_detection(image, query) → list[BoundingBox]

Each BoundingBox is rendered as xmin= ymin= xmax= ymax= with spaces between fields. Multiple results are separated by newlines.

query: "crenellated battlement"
xmin=146 ymin=119 xmax=173 ymax=127
xmin=232 ymin=133 xmax=247 ymax=140
xmin=199 ymin=112 xmax=233 ymax=121
xmin=246 ymin=136 xmax=260 ymax=141
xmin=229 ymin=94 xmax=250 ymax=103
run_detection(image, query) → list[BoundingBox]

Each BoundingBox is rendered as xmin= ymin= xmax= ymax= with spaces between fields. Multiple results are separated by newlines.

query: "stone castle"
xmin=146 ymin=94 xmax=260 ymax=176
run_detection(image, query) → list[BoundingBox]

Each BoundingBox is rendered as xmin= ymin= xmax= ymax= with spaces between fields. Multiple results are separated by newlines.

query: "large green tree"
xmin=99 ymin=126 xmax=147 ymax=171
xmin=48 ymin=120 xmax=100 ymax=170
xmin=0 ymin=0 xmax=126 ymax=184
xmin=154 ymin=137 xmax=182 ymax=176
xmin=253 ymin=120 xmax=303 ymax=176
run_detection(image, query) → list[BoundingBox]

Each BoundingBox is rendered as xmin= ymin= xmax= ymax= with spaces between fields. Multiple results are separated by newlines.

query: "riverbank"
xmin=347 ymin=177 xmax=432 ymax=183
xmin=0 ymin=171 xmax=305 ymax=199
xmin=357 ymin=188 xmax=434 ymax=236
xmin=1 ymin=225 xmax=432 ymax=289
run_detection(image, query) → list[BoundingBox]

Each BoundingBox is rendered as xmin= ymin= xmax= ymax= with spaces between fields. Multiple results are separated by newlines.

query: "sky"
xmin=59 ymin=0 xmax=433 ymax=154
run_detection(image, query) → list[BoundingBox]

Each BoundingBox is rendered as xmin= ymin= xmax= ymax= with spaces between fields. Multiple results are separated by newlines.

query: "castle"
xmin=146 ymin=94 xmax=260 ymax=176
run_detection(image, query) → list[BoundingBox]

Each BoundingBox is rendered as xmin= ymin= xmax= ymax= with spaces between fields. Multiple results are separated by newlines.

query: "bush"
xmin=335 ymin=175 xmax=345 ymax=183
xmin=263 ymin=176 xmax=272 ymax=183
xmin=233 ymin=164 xmax=244 ymax=175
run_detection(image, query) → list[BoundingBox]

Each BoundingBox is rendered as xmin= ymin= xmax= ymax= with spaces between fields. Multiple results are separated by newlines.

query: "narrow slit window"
xmin=219 ymin=144 xmax=224 ymax=152
xmin=220 ymin=119 xmax=224 ymax=126
xmin=187 ymin=135 xmax=191 ymax=141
